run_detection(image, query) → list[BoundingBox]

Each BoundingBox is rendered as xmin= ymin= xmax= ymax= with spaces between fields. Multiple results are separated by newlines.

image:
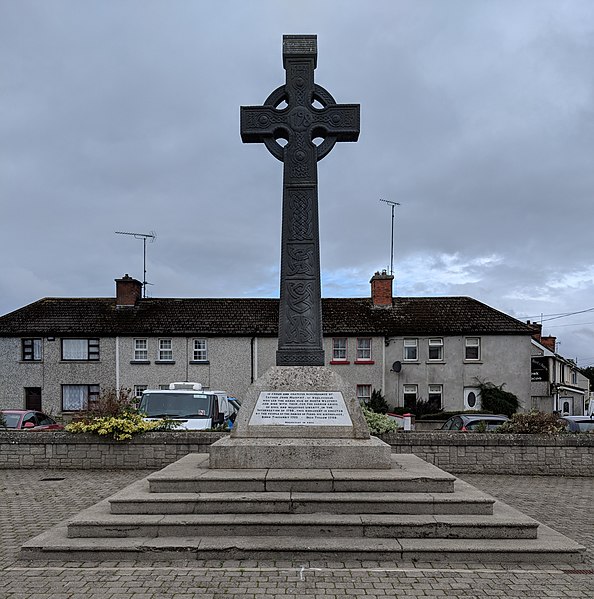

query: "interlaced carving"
xmin=240 ymin=35 xmax=359 ymax=366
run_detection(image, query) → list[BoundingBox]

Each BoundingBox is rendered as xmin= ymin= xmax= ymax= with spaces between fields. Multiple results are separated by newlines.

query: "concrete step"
xmin=109 ymin=479 xmax=495 ymax=516
xmin=147 ymin=453 xmax=456 ymax=494
xmin=22 ymin=526 xmax=585 ymax=563
xmin=67 ymin=500 xmax=537 ymax=540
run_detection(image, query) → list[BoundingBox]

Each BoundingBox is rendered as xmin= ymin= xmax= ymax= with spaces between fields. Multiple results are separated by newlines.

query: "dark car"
xmin=560 ymin=415 xmax=594 ymax=433
xmin=440 ymin=414 xmax=509 ymax=432
xmin=1 ymin=409 xmax=64 ymax=430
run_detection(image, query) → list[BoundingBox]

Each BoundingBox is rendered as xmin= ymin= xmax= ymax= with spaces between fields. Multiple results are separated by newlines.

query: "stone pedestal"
xmin=209 ymin=366 xmax=392 ymax=469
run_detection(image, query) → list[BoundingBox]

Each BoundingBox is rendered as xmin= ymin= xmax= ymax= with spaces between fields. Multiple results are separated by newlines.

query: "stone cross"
xmin=241 ymin=35 xmax=360 ymax=366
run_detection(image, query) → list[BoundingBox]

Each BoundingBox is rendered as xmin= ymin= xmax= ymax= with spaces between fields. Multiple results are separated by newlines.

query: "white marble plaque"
xmin=249 ymin=391 xmax=352 ymax=426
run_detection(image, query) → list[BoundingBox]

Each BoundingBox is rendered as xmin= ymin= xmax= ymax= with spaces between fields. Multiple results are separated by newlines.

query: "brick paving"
xmin=0 ymin=468 xmax=593 ymax=598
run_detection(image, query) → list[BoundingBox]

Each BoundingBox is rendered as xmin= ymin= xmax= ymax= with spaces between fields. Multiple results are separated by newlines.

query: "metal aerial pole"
xmin=379 ymin=199 xmax=400 ymax=275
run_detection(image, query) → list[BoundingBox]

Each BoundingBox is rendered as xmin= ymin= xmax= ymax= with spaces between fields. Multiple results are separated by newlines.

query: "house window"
xmin=428 ymin=338 xmax=443 ymax=361
xmin=571 ymin=370 xmax=577 ymax=385
xmin=133 ymin=385 xmax=147 ymax=399
xmin=403 ymin=384 xmax=418 ymax=410
xmin=22 ymin=339 xmax=42 ymax=361
xmin=356 ymin=384 xmax=372 ymax=404
xmin=428 ymin=385 xmax=443 ymax=412
xmin=62 ymin=339 xmax=99 ymax=361
xmin=332 ymin=338 xmax=347 ymax=361
xmin=403 ymin=338 xmax=418 ymax=361
xmin=465 ymin=337 xmax=481 ymax=360
xmin=158 ymin=339 xmax=173 ymax=361
xmin=134 ymin=339 xmax=148 ymax=361
xmin=62 ymin=384 xmax=100 ymax=411
xmin=192 ymin=339 xmax=208 ymax=362
xmin=356 ymin=338 xmax=372 ymax=361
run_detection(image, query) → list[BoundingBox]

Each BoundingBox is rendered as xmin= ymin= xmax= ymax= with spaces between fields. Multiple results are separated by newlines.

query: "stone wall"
xmin=1 ymin=430 xmax=592 ymax=475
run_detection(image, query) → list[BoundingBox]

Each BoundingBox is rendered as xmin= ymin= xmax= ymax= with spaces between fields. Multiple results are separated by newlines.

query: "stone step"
xmin=109 ymin=480 xmax=495 ymax=516
xmin=22 ymin=526 xmax=585 ymax=563
xmin=68 ymin=501 xmax=537 ymax=540
xmin=147 ymin=453 xmax=456 ymax=494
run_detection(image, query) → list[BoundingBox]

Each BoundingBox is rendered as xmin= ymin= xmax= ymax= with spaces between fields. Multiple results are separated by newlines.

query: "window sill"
xmin=189 ymin=360 xmax=210 ymax=365
xmin=354 ymin=360 xmax=375 ymax=365
xmin=464 ymin=360 xmax=483 ymax=364
xmin=402 ymin=360 xmax=419 ymax=364
xmin=155 ymin=360 xmax=176 ymax=365
xmin=19 ymin=361 xmax=43 ymax=364
xmin=60 ymin=360 xmax=100 ymax=363
xmin=330 ymin=360 xmax=350 ymax=365
xmin=426 ymin=360 xmax=445 ymax=364
xmin=130 ymin=360 xmax=151 ymax=365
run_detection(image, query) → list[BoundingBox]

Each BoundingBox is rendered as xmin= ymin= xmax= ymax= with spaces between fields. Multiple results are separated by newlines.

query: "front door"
xmin=464 ymin=387 xmax=481 ymax=411
xmin=25 ymin=387 xmax=42 ymax=411
xmin=560 ymin=397 xmax=573 ymax=416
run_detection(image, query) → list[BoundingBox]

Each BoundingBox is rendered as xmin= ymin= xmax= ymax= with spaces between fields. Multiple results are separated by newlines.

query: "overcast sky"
xmin=1 ymin=1 xmax=593 ymax=366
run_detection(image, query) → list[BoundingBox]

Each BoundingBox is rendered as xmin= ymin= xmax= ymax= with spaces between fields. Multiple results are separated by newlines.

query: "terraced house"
xmin=0 ymin=272 xmax=546 ymax=419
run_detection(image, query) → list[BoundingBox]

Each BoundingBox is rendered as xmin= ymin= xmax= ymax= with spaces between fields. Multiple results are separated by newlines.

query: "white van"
xmin=138 ymin=382 xmax=233 ymax=430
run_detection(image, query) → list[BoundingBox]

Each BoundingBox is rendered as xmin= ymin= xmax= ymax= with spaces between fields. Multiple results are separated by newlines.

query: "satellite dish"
xmin=391 ymin=361 xmax=402 ymax=373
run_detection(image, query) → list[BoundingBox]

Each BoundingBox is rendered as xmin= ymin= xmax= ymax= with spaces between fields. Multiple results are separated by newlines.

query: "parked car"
xmin=560 ymin=415 xmax=594 ymax=433
xmin=439 ymin=414 xmax=509 ymax=432
xmin=0 ymin=409 xmax=64 ymax=430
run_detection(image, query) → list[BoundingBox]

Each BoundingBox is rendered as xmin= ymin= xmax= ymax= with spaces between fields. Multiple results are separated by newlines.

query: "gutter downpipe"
xmin=115 ymin=336 xmax=120 ymax=391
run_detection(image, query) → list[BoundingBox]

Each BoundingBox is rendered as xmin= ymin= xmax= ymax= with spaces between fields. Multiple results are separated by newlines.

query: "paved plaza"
xmin=1 ymin=467 xmax=593 ymax=598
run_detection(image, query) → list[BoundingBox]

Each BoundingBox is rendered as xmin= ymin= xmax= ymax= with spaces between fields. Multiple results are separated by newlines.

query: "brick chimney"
xmin=540 ymin=336 xmax=557 ymax=353
xmin=115 ymin=274 xmax=142 ymax=306
xmin=527 ymin=321 xmax=556 ymax=352
xmin=370 ymin=270 xmax=394 ymax=307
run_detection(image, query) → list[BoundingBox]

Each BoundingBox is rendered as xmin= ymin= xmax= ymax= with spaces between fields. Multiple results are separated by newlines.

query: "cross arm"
xmin=240 ymin=105 xmax=288 ymax=143
xmin=314 ymin=104 xmax=360 ymax=141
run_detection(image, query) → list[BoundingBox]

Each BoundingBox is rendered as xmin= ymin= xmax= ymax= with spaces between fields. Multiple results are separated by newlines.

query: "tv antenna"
xmin=115 ymin=230 xmax=156 ymax=297
xmin=379 ymin=199 xmax=400 ymax=275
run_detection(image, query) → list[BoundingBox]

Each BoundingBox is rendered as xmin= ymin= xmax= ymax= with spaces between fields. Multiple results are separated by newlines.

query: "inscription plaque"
xmin=249 ymin=391 xmax=352 ymax=426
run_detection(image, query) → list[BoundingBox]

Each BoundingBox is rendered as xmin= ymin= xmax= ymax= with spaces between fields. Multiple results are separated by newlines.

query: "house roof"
xmin=0 ymin=296 xmax=533 ymax=337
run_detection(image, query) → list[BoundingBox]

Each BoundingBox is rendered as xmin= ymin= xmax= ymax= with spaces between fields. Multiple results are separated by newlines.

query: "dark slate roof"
xmin=0 ymin=296 xmax=533 ymax=337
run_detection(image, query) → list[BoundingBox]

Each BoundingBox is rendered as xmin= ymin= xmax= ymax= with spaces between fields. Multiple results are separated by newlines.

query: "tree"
xmin=477 ymin=381 xmax=520 ymax=417
xmin=580 ymin=366 xmax=594 ymax=391
xmin=367 ymin=388 xmax=389 ymax=414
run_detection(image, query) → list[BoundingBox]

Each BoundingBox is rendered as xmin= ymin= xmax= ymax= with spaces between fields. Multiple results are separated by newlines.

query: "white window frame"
xmin=332 ymin=338 xmax=348 ymax=361
xmin=428 ymin=384 xmax=443 ymax=411
xmin=192 ymin=338 xmax=208 ymax=362
xmin=134 ymin=338 xmax=148 ymax=361
xmin=465 ymin=337 xmax=481 ymax=361
xmin=133 ymin=385 xmax=147 ymax=399
xmin=356 ymin=384 xmax=372 ymax=404
xmin=158 ymin=339 xmax=173 ymax=362
xmin=356 ymin=338 xmax=372 ymax=361
xmin=62 ymin=339 xmax=99 ymax=361
xmin=403 ymin=338 xmax=418 ymax=361
xmin=403 ymin=384 xmax=418 ymax=410
xmin=428 ymin=338 xmax=443 ymax=361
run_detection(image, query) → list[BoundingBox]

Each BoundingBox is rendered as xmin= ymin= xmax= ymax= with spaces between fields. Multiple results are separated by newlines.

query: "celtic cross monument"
xmin=241 ymin=35 xmax=360 ymax=366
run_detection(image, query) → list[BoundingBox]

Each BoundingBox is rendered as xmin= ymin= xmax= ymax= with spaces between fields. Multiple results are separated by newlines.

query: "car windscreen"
xmin=139 ymin=393 xmax=212 ymax=418
xmin=575 ymin=421 xmax=594 ymax=432
xmin=1 ymin=413 xmax=21 ymax=428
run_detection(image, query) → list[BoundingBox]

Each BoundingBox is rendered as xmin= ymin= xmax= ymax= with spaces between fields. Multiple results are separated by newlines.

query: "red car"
xmin=1 ymin=409 xmax=64 ymax=430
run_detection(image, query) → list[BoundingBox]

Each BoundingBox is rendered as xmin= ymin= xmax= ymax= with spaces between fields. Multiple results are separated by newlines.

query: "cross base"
xmin=276 ymin=349 xmax=325 ymax=366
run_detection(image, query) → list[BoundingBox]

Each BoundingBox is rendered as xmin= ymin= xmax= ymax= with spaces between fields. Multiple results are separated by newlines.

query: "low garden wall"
xmin=1 ymin=430 xmax=592 ymax=475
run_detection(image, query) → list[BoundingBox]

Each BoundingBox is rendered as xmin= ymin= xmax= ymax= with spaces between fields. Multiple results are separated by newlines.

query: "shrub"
xmin=367 ymin=388 xmax=389 ymax=414
xmin=66 ymin=387 xmax=177 ymax=441
xmin=74 ymin=387 xmax=138 ymax=420
xmin=362 ymin=406 xmax=399 ymax=435
xmin=496 ymin=411 xmax=566 ymax=435
xmin=477 ymin=381 xmax=520 ymax=417
xmin=66 ymin=412 xmax=167 ymax=441
xmin=0 ymin=412 xmax=6 ymax=428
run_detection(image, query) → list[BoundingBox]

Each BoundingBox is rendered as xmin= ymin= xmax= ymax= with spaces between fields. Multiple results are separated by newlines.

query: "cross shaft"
xmin=241 ymin=35 xmax=360 ymax=366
